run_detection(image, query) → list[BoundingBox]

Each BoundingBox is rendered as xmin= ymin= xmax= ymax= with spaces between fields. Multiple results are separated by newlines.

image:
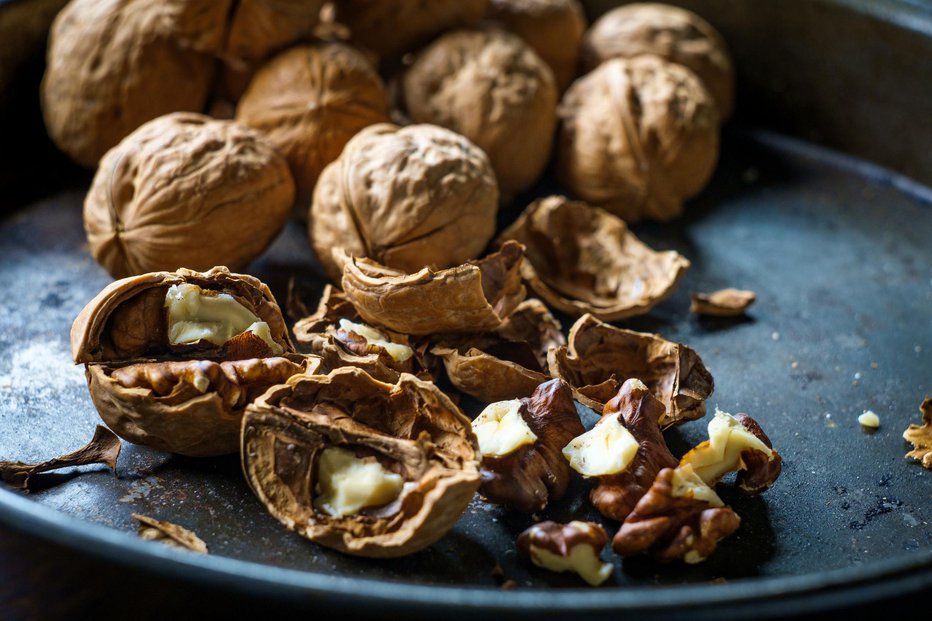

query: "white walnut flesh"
xmin=680 ymin=410 xmax=774 ymax=485
xmin=338 ymin=319 xmax=413 ymax=363
xmin=472 ymin=400 xmax=538 ymax=458
xmin=562 ymin=414 xmax=639 ymax=477
xmin=314 ymin=447 xmax=404 ymax=518
xmin=670 ymin=464 xmax=724 ymax=507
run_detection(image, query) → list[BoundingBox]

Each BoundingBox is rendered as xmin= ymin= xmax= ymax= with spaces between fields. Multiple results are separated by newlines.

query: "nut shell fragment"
xmin=133 ymin=513 xmax=208 ymax=554
xmin=518 ymin=520 xmax=612 ymax=586
xmin=0 ymin=426 xmax=121 ymax=491
xmin=904 ymin=397 xmax=932 ymax=469
xmin=690 ymin=289 xmax=756 ymax=317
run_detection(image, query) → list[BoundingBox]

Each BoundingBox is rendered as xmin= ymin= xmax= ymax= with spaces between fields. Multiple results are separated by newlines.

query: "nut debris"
xmin=690 ymin=289 xmax=757 ymax=316
xmin=904 ymin=397 xmax=932 ymax=469
xmin=133 ymin=514 xmax=208 ymax=554
xmin=0 ymin=426 xmax=121 ymax=491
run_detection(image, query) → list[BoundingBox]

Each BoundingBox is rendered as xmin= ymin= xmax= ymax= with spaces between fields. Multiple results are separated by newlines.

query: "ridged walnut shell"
xmin=241 ymin=367 xmax=481 ymax=557
xmin=309 ymin=123 xmax=499 ymax=282
xmin=557 ymin=56 xmax=719 ymax=223
xmin=84 ymin=113 xmax=294 ymax=279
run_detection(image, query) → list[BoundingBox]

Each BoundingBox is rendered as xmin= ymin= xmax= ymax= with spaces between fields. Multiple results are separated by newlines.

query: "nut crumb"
xmin=858 ymin=411 xmax=880 ymax=429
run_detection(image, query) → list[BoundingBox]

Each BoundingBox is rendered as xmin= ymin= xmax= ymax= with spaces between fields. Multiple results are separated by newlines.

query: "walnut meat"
xmin=241 ymin=367 xmax=481 ymax=557
xmin=309 ymin=123 xmax=499 ymax=282
xmin=71 ymin=267 xmax=314 ymax=456
xmin=518 ymin=521 xmax=612 ymax=586
xmin=557 ymin=56 xmax=719 ymax=223
xmin=581 ymin=3 xmax=735 ymax=120
xmin=499 ymin=195 xmax=690 ymax=320
xmin=83 ymin=113 xmax=294 ymax=279
xmin=402 ymin=29 xmax=558 ymax=199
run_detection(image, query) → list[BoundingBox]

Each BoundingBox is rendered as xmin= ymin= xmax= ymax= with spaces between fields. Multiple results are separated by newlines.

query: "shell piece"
xmin=237 ymin=43 xmax=391 ymax=211
xmin=338 ymin=241 xmax=526 ymax=336
xmin=690 ymin=288 xmax=757 ymax=316
xmin=241 ymin=367 xmax=481 ymax=558
xmin=548 ymin=314 xmax=714 ymax=426
xmin=402 ymin=29 xmax=558 ymax=199
xmin=499 ymin=195 xmax=690 ymax=320
xmin=133 ymin=514 xmax=208 ymax=554
xmin=0 ymin=426 xmax=121 ymax=491
xmin=557 ymin=56 xmax=719 ymax=223
xmin=903 ymin=397 xmax=932 ymax=469
xmin=581 ymin=2 xmax=735 ymax=120
xmin=83 ymin=113 xmax=294 ymax=279
xmin=309 ymin=123 xmax=499 ymax=282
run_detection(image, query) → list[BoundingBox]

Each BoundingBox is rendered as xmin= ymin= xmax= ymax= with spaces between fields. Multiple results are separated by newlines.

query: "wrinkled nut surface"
xmin=402 ymin=29 xmax=557 ymax=199
xmin=0 ymin=425 xmax=121 ymax=491
xmin=71 ymin=267 xmax=310 ymax=457
xmin=474 ymin=380 xmax=584 ymax=512
xmin=337 ymin=241 xmax=526 ymax=336
xmin=557 ymin=56 xmax=719 ymax=223
xmin=680 ymin=410 xmax=782 ymax=494
xmin=133 ymin=513 xmax=208 ymax=554
xmin=84 ymin=113 xmax=294 ymax=279
xmin=310 ymin=123 xmax=499 ymax=282
xmin=237 ymin=43 xmax=391 ymax=211
xmin=241 ymin=367 xmax=481 ymax=557
xmin=903 ymin=397 xmax=932 ymax=469
xmin=690 ymin=288 xmax=756 ymax=316
xmin=581 ymin=2 xmax=735 ymax=120
xmin=222 ymin=0 xmax=325 ymax=69
xmin=518 ymin=520 xmax=612 ymax=586
xmin=548 ymin=314 xmax=714 ymax=426
xmin=612 ymin=465 xmax=740 ymax=563
xmin=500 ymin=196 xmax=690 ymax=321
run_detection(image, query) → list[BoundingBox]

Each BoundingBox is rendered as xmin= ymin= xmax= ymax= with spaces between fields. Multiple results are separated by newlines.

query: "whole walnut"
xmin=487 ymin=0 xmax=587 ymax=92
xmin=84 ymin=113 xmax=294 ymax=279
xmin=237 ymin=43 xmax=391 ymax=212
xmin=309 ymin=123 xmax=499 ymax=281
xmin=557 ymin=56 xmax=719 ymax=222
xmin=581 ymin=3 xmax=735 ymax=120
xmin=402 ymin=30 xmax=557 ymax=200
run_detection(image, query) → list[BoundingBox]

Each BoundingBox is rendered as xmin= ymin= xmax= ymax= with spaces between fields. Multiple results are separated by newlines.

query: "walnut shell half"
xmin=241 ymin=367 xmax=481 ymax=557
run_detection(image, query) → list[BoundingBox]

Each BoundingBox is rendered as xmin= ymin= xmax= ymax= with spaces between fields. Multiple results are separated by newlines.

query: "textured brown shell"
xmin=338 ymin=241 xmax=526 ymax=336
xmin=581 ymin=2 xmax=735 ymax=120
xmin=557 ymin=56 xmax=719 ymax=223
xmin=690 ymin=288 xmax=756 ymax=316
xmin=548 ymin=314 xmax=714 ymax=426
xmin=223 ymin=0 xmax=325 ymax=68
xmin=236 ymin=43 xmax=391 ymax=211
xmin=83 ymin=113 xmax=294 ymax=279
xmin=309 ymin=123 xmax=499 ymax=282
xmin=241 ymin=367 xmax=481 ymax=557
xmin=402 ymin=29 xmax=558 ymax=199
xmin=499 ymin=195 xmax=690 ymax=320
xmin=904 ymin=397 xmax=932 ymax=469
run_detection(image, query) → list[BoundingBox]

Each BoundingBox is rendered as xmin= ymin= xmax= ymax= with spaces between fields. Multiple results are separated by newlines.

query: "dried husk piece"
xmin=0 ymin=426 xmax=121 ymax=491
xmin=690 ymin=289 xmax=756 ymax=316
xmin=904 ymin=397 xmax=932 ymax=469
xmin=241 ymin=367 xmax=481 ymax=557
xmin=499 ymin=196 xmax=690 ymax=321
xmin=548 ymin=314 xmax=713 ymax=426
xmin=133 ymin=514 xmax=209 ymax=554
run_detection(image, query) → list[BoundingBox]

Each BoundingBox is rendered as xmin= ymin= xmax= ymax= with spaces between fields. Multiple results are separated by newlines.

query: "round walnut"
xmin=84 ymin=113 xmax=294 ymax=279
xmin=581 ymin=3 xmax=735 ymax=120
xmin=402 ymin=29 xmax=558 ymax=200
xmin=236 ymin=43 xmax=391 ymax=212
xmin=309 ymin=123 xmax=499 ymax=282
xmin=557 ymin=56 xmax=719 ymax=223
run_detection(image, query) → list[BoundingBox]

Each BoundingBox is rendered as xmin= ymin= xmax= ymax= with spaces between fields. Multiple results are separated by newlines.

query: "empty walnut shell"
xmin=548 ymin=314 xmax=714 ymax=426
xmin=402 ymin=29 xmax=558 ymax=199
xmin=337 ymin=241 xmax=526 ymax=336
xmin=241 ymin=367 xmax=481 ymax=557
xmin=84 ymin=113 xmax=294 ymax=279
xmin=71 ymin=267 xmax=313 ymax=456
xmin=309 ymin=123 xmax=499 ymax=282
xmin=581 ymin=3 xmax=735 ymax=120
xmin=557 ymin=56 xmax=719 ymax=223
xmin=499 ymin=195 xmax=690 ymax=320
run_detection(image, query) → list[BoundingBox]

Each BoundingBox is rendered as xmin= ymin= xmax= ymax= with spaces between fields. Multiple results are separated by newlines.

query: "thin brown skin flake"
xmin=904 ymin=397 xmax=932 ymax=469
xmin=0 ymin=426 xmax=121 ymax=491
xmin=133 ymin=514 xmax=208 ymax=554
xmin=690 ymin=289 xmax=757 ymax=316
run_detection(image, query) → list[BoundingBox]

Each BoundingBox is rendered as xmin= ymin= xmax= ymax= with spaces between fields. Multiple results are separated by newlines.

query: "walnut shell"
xmin=499 ymin=195 xmax=690 ymax=320
xmin=309 ymin=123 xmax=499 ymax=282
xmin=402 ymin=29 xmax=557 ymax=200
xmin=84 ymin=113 xmax=294 ymax=279
xmin=241 ymin=367 xmax=481 ymax=557
xmin=223 ymin=0 xmax=325 ymax=69
xmin=236 ymin=43 xmax=391 ymax=211
xmin=557 ymin=56 xmax=719 ymax=223
xmin=581 ymin=3 xmax=734 ymax=120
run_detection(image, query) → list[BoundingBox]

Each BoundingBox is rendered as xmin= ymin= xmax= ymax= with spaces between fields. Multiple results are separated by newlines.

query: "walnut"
xmin=581 ymin=3 xmax=735 ymax=120
xmin=337 ymin=241 xmax=526 ymax=336
xmin=499 ymin=195 xmax=690 ymax=321
xmin=473 ymin=379 xmax=583 ymax=512
xmin=612 ymin=465 xmax=740 ymax=563
xmin=486 ymin=0 xmax=587 ymax=92
xmin=903 ymin=397 xmax=932 ymax=469
xmin=548 ymin=314 xmax=714 ymax=426
xmin=241 ymin=367 xmax=481 ymax=557
xmin=401 ymin=29 xmax=558 ymax=199
xmin=222 ymin=0 xmax=325 ymax=70
xmin=236 ymin=43 xmax=391 ymax=211
xmin=309 ymin=123 xmax=499 ymax=282
xmin=557 ymin=55 xmax=719 ymax=223
xmin=332 ymin=0 xmax=488 ymax=59
xmin=517 ymin=520 xmax=612 ymax=586
xmin=690 ymin=288 xmax=757 ymax=316
xmin=71 ymin=267 xmax=316 ymax=456
xmin=83 ymin=113 xmax=294 ymax=279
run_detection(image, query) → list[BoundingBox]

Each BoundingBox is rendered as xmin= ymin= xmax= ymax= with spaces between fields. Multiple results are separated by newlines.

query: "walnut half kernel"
xmin=518 ymin=520 xmax=612 ymax=586
xmin=314 ymin=447 xmax=405 ymax=518
xmin=562 ymin=402 xmax=639 ymax=477
xmin=473 ymin=400 xmax=538 ymax=458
